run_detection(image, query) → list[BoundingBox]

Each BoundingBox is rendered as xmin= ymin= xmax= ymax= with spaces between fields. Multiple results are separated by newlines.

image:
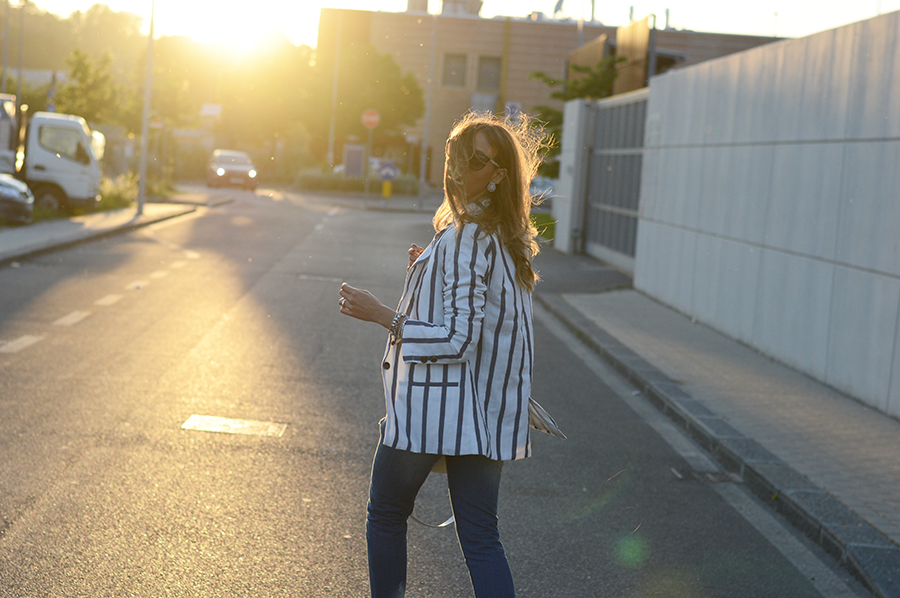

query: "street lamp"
xmin=137 ymin=0 xmax=155 ymax=216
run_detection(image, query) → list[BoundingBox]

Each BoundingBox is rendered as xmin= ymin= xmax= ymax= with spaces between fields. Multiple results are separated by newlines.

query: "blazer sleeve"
xmin=400 ymin=223 xmax=495 ymax=365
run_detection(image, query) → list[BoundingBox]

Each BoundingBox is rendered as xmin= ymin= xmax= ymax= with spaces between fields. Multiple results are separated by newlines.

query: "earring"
xmin=487 ymin=181 xmax=496 ymax=193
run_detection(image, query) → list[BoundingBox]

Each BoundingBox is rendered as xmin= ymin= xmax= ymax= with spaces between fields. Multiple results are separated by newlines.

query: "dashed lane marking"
xmin=0 ymin=335 xmax=44 ymax=353
xmin=95 ymin=294 xmax=123 ymax=306
xmin=181 ymin=415 xmax=287 ymax=437
xmin=150 ymin=270 xmax=169 ymax=279
xmin=170 ymin=261 xmax=187 ymax=269
xmin=53 ymin=311 xmax=92 ymax=326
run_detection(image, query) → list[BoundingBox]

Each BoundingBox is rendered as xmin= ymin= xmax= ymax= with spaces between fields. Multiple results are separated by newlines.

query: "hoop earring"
xmin=487 ymin=181 xmax=497 ymax=193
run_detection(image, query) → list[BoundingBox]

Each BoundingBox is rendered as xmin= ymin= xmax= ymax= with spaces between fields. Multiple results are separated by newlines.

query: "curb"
xmin=535 ymin=292 xmax=900 ymax=598
xmin=0 ymin=205 xmax=197 ymax=268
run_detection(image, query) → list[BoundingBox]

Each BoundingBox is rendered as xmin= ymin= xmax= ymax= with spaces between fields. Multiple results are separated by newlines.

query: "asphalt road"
xmin=0 ymin=189 xmax=873 ymax=597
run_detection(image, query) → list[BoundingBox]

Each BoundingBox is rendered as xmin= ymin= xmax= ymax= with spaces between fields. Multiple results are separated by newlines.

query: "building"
xmin=316 ymin=1 xmax=777 ymax=186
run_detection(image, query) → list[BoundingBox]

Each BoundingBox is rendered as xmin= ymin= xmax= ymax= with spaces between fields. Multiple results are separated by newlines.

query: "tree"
xmin=54 ymin=49 xmax=119 ymax=125
xmin=530 ymin=56 xmax=624 ymax=177
xmin=305 ymin=44 xmax=425 ymax=164
xmin=215 ymin=38 xmax=318 ymax=148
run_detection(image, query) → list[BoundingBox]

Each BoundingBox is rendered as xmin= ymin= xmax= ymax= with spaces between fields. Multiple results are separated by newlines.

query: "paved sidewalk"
xmin=0 ymin=202 xmax=197 ymax=266
xmin=535 ymin=284 xmax=900 ymax=598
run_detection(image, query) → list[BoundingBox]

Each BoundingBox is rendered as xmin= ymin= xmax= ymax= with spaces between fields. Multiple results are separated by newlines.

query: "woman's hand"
xmin=408 ymin=244 xmax=424 ymax=271
xmin=339 ymin=282 xmax=396 ymax=329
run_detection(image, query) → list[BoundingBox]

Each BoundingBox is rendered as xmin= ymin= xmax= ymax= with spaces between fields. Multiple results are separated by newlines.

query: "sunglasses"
xmin=469 ymin=151 xmax=501 ymax=171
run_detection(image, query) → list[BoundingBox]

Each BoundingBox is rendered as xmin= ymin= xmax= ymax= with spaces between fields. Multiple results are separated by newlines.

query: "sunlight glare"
xmin=158 ymin=4 xmax=274 ymax=50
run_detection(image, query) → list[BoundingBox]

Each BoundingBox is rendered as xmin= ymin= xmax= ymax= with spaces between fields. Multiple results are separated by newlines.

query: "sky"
xmin=30 ymin=0 xmax=900 ymax=49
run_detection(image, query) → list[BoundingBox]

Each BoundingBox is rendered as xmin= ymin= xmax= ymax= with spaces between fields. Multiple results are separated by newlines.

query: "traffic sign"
xmin=379 ymin=161 xmax=400 ymax=181
xmin=362 ymin=109 xmax=380 ymax=129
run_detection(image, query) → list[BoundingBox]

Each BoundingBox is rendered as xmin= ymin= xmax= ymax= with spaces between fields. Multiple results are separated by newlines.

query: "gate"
xmin=583 ymin=88 xmax=648 ymax=272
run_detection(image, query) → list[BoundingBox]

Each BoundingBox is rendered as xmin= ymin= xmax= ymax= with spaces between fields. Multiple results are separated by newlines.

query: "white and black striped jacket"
xmin=380 ymin=221 xmax=534 ymax=461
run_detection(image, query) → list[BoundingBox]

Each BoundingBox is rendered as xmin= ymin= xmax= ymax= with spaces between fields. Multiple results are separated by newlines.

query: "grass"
xmin=532 ymin=212 xmax=556 ymax=241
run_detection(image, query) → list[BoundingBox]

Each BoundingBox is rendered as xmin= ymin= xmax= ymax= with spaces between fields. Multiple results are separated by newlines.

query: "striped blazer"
xmin=380 ymin=221 xmax=534 ymax=461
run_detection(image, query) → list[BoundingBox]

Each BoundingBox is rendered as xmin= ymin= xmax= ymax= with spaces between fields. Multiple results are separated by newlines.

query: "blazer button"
xmin=429 ymin=357 xmax=438 ymax=363
xmin=383 ymin=361 xmax=391 ymax=370
xmin=419 ymin=357 xmax=428 ymax=363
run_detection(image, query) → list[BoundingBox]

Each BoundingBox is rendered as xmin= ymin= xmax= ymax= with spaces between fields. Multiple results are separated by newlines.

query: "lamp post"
xmin=137 ymin=0 xmax=155 ymax=216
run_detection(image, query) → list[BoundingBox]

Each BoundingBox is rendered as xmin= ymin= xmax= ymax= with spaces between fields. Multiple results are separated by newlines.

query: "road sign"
xmin=379 ymin=161 xmax=400 ymax=181
xmin=362 ymin=109 xmax=380 ymax=129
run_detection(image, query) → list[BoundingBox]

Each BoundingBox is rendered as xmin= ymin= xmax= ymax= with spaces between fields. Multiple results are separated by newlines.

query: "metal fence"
xmin=583 ymin=89 xmax=648 ymax=272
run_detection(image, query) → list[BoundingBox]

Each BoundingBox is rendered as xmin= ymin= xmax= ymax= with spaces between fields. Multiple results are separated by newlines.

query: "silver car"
xmin=206 ymin=149 xmax=258 ymax=190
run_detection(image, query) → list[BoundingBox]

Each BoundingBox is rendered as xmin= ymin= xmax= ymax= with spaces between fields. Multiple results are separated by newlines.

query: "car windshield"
xmin=217 ymin=153 xmax=251 ymax=165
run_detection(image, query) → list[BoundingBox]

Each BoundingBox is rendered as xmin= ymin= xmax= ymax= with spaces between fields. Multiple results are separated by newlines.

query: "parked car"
xmin=206 ymin=149 xmax=258 ymax=190
xmin=0 ymin=173 xmax=34 ymax=224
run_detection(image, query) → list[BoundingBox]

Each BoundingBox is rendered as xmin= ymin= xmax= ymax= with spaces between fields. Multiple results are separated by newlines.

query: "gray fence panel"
xmin=583 ymin=92 xmax=647 ymax=268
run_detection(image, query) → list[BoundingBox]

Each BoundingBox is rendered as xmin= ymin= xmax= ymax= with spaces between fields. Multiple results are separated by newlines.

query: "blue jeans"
xmin=366 ymin=437 xmax=515 ymax=598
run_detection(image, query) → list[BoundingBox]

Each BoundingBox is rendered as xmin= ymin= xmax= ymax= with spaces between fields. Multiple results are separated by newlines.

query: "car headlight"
xmin=248 ymin=170 xmax=257 ymax=178
xmin=216 ymin=167 xmax=225 ymax=176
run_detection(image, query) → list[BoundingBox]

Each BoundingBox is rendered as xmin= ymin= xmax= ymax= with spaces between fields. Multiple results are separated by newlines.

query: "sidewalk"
xmin=2 ymin=192 xmax=897 ymax=597
xmin=0 ymin=202 xmax=198 ymax=266
xmin=533 ymin=251 xmax=900 ymax=598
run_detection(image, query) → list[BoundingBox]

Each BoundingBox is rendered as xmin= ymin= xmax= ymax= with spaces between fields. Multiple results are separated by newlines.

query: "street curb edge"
xmin=0 ymin=206 xmax=197 ymax=268
xmin=534 ymin=291 xmax=900 ymax=598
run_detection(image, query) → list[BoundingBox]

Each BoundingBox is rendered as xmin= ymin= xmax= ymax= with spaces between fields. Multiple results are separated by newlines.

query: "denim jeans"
xmin=366 ymin=437 xmax=516 ymax=598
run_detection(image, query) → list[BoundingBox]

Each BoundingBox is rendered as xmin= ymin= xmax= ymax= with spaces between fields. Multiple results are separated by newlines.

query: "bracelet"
xmin=389 ymin=312 xmax=408 ymax=345
xmin=388 ymin=311 xmax=402 ymax=334
xmin=395 ymin=315 xmax=408 ymax=344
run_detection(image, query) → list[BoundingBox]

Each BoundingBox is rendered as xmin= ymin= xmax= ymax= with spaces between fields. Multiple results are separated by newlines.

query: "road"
xmin=0 ymin=189 xmax=873 ymax=597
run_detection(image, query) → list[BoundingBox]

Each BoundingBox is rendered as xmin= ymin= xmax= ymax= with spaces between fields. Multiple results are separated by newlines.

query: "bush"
xmin=531 ymin=212 xmax=555 ymax=241
xmin=294 ymin=170 xmax=421 ymax=196
xmin=99 ymin=174 xmax=137 ymax=210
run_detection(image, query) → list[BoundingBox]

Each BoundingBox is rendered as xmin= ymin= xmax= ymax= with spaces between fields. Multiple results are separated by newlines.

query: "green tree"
xmin=54 ymin=49 xmax=118 ymax=125
xmin=216 ymin=38 xmax=318 ymax=148
xmin=306 ymin=43 xmax=425 ymax=164
xmin=530 ymin=56 xmax=624 ymax=177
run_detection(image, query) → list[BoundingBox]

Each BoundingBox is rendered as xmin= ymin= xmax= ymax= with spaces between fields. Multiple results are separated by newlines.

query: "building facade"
xmin=316 ymin=4 xmax=776 ymax=186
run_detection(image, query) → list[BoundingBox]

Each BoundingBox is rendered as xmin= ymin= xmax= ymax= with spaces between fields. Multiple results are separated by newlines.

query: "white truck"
xmin=0 ymin=94 xmax=104 ymax=213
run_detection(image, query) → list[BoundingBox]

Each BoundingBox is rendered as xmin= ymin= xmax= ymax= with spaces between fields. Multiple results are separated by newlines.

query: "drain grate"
xmin=181 ymin=415 xmax=287 ymax=437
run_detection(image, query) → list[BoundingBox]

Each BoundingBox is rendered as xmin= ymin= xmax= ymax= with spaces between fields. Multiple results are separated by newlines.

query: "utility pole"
xmin=137 ymin=0 xmax=154 ymax=216
xmin=419 ymin=14 xmax=437 ymax=194
xmin=326 ymin=10 xmax=342 ymax=170
xmin=2 ymin=0 xmax=9 ymax=94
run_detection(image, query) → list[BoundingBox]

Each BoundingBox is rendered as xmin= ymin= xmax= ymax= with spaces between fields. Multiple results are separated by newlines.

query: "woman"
xmin=338 ymin=111 xmax=546 ymax=598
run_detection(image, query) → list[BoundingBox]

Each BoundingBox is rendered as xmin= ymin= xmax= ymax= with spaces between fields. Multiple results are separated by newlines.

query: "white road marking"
xmin=181 ymin=415 xmax=287 ymax=437
xmin=534 ymin=302 xmax=863 ymax=598
xmin=53 ymin=311 xmax=91 ymax=326
xmin=184 ymin=250 xmax=201 ymax=259
xmin=0 ymin=335 xmax=44 ymax=353
xmin=149 ymin=270 xmax=169 ymax=279
xmin=170 ymin=260 xmax=187 ymax=269
xmin=95 ymin=294 xmax=123 ymax=306
xmin=125 ymin=280 xmax=149 ymax=290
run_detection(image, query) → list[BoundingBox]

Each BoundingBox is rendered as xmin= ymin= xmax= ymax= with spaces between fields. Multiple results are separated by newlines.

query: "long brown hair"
xmin=435 ymin=112 xmax=548 ymax=292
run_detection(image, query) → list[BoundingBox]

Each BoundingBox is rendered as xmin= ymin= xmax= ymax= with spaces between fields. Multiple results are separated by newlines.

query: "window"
xmin=39 ymin=126 xmax=83 ymax=162
xmin=477 ymin=57 xmax=502 ymax=92
xmin=443 ymin=54 xmax=466 ymax=87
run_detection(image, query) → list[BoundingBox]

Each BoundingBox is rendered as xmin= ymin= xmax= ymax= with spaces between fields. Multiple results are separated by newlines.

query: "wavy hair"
xmin=434 ymin=111 xmax=549 ymax=292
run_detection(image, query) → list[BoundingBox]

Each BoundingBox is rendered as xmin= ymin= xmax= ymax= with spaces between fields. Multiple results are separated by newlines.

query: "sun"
xmin=154 ymin=1 xmax=323 ymax=49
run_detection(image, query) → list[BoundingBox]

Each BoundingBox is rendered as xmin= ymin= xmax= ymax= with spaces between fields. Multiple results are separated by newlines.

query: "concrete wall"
xmin=634 ymin=11 xmax=900 ymax=418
